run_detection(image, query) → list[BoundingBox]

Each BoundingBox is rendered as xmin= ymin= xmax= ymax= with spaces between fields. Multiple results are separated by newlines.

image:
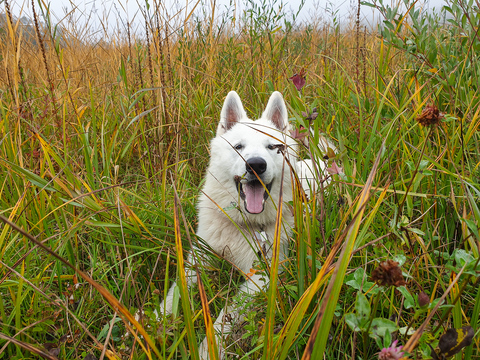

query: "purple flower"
xmin=302 ymin=107 xmax=318 ymax=121
xmin=326 ymin=161 xmax=343 ymax=175
xmin=378 ymin=340 xmax=404 ymax=360
xmin=289 ymin=68 xmax=306 ymax=91
xmin=290 ymin=126 xmax=308 ymax=142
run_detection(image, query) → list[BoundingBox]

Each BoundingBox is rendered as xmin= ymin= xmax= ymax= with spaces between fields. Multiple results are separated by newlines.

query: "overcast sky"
xmin=7 ymin=0 xmax=449 ymax=32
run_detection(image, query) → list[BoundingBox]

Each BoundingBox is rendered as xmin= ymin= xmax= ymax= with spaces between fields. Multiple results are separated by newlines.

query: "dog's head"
xmin=210 ymin=91 xmax=296 ymax=215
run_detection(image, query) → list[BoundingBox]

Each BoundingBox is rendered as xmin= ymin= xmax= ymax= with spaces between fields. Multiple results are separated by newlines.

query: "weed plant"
xmin=0 ymin=0 xmax=479 ymax=359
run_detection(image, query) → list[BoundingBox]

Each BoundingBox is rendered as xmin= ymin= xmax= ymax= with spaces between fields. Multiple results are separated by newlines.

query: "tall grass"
xmin=0 ymin=0 xmax=479 ymax=359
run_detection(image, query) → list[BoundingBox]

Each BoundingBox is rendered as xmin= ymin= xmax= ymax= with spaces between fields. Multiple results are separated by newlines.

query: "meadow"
xmin=0 ymin=0 xmax=479 ymax=359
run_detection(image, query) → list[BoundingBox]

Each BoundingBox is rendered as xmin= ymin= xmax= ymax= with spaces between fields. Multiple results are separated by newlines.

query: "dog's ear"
xmin=263 ymin=91 xmax=288 ymax=132
xmin=217 ymin=91 xmax=247 ymax=136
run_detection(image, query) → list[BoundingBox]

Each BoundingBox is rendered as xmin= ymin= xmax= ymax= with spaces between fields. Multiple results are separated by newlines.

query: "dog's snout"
xmin=246 ymin=157 xmax=267 ymax=175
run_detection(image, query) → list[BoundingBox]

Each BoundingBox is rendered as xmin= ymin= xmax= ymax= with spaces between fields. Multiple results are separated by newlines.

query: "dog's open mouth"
xmin=235 ymin=177 xmax=273 ymax=214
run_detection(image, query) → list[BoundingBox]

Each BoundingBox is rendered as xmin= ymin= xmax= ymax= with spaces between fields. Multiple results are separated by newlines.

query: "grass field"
xmin=0 ymin=0 xmax=479 ymax=359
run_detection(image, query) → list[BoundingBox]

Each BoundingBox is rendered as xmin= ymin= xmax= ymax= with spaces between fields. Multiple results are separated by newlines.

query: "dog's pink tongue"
xmin=244 ymin=183 xmax=265 ymax=214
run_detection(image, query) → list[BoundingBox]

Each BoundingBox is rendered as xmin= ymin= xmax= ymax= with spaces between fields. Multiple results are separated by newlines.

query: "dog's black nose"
xmin=246 ymin=157 xmax=267 ymax=175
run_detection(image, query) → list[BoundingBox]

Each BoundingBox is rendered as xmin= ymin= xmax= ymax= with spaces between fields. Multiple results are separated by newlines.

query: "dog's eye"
xmin=268 ymin=144 xmax=285 ymax=152
xmin=234 ymin=144 xmax=243 ymax=150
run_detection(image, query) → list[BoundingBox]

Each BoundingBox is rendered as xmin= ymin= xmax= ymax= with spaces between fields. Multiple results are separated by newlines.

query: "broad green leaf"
xmin=370 ymin=318 xmax=399 ymax=338
xmin=397 ymin=286 xmax=415 ymax=309
xmin=355 ymin=292 xmax=371 ymax=319
xmin=344 ymin=313 xmax=361 ymax=332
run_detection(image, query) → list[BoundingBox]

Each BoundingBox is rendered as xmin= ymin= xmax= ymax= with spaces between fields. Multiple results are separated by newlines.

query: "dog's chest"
xmin=196 ymin=209 xmax=283 ymax=272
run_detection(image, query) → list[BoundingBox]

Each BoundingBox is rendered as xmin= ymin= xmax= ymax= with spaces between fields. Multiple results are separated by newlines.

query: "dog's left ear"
xmin=262 ymin=91 xmax=289 ymax=132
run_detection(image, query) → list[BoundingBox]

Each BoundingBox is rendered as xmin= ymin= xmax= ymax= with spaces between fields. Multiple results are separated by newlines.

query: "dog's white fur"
xmin=161 ymin=91 xmax=331 ymax=359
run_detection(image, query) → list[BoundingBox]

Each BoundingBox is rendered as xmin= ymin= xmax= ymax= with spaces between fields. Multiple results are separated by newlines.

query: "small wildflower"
xmin=378 ymin=340 xmax=404 ymax=360
xmin=289 ymin=68 xmax=306 ymax=91
xmin=302 ymin=107 xmax=318 ymax=121
xmin=418 ymin=291 xmax=429 ymax=308
xmin=247 ymin=268 xmax=259 ymax=277
xmin=416 ymin=104 xmax=443 ymax=127
xmin=371 ymin=260 xmax=406 ymax=287
xmin=290 ymin=126 xmax=308 ymax=142
xmin=326 ymin=161 xmax=343 ymax=175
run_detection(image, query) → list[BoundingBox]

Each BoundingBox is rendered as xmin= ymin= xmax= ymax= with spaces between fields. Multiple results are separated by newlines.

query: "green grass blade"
xmin=262 ymin=162 xmax=285 ymax=359
xmin=301 ymin=141 xmax=384 ymax=360
xmin=172 ymin=194 xmax=200 ymax=360
xmin=0 ymin=214 xmax=161 ymax=359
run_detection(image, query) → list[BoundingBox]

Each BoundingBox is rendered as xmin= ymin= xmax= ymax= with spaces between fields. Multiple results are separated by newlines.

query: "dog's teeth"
xmin=240 ymin=179 xmax=248 ymax=184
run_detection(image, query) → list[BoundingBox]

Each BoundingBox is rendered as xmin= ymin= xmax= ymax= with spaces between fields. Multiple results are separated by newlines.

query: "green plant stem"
xmin=397 ymin=126 xmax=433 ymax=218
xmin=363 ymin=289 xmax=382 ymax=358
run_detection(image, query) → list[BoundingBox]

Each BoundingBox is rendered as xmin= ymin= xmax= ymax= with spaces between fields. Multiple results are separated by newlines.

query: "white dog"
xmin=161 ymin=91 xmax=332 ymax=359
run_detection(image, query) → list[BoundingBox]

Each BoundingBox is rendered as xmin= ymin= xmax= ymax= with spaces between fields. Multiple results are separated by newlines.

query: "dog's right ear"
xmin=262 ymin=91 xmax=288 ymax=132
xmin=217 ymin=91 xmax=247 ymax=136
